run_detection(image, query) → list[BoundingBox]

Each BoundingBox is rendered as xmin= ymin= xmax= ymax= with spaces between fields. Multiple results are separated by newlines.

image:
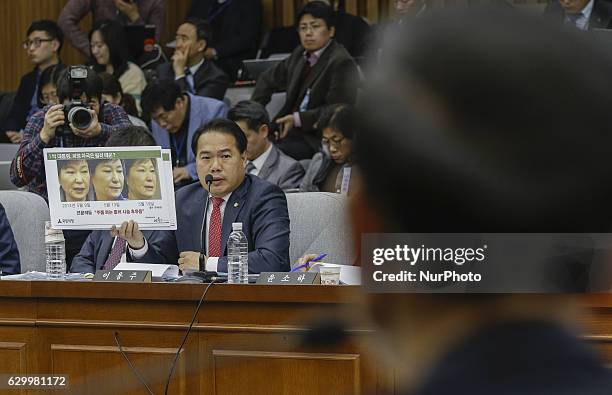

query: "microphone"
xmin=198 ymin=174 xmax=214 ymax=271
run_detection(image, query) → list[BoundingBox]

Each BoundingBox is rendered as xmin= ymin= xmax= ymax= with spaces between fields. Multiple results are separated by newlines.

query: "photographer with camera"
xmin=11 ymin=66 xmax=131 ymax=200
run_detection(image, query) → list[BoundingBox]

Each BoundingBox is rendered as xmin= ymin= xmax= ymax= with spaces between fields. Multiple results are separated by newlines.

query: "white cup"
xmin=319 ymin=265 xmax=341 ymax=285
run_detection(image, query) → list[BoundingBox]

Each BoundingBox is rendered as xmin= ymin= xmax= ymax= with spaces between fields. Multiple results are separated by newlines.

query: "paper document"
xmin=114 ymin=262 xmax=179 ymax=279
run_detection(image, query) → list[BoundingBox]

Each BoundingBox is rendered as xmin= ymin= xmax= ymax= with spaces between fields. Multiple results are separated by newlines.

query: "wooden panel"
xmin=50 ymin=343 xmax=187 ymax=394
xmin=0 ymin=342 xmax=27 ymax=395
xmin=0 ymin=341 xmax=27 ymax=373
xmin=212 ymin=350 xmax=360 ymax=395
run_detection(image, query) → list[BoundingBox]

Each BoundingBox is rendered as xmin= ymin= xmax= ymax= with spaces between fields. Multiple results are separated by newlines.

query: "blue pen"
xmin=290 ymin=253 xmax=328 ymax=272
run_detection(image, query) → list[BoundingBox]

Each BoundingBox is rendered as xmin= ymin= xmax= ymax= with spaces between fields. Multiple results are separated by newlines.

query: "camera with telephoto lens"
xmin=56 ymin=66 xmax=94 ymax=137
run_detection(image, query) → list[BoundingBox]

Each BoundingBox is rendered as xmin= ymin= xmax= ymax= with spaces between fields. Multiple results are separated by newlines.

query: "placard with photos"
xmin=44 ymin=146 xmax=177 ymax=230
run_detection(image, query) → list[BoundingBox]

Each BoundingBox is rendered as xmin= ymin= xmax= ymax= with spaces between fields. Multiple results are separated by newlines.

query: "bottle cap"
xmin=232 ymin=222 xmax=242 ymax=231
xmin=45 ymin=221 xmax=65 ymax=243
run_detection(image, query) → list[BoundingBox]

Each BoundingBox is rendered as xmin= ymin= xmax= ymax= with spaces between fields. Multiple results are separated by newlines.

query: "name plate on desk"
xmin=93 ymin=270 xmax=152 ymax=283
xmin=257 ymin=272 xmax=320 ymax=285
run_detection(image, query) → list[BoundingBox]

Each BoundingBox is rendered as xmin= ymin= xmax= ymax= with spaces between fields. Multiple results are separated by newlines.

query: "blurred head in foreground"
xmin=353 ymin=8 xmax=612 ymax=394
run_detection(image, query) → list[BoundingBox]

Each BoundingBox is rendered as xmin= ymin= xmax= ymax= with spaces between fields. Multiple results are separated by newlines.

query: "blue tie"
xmin=184 ymin=68 xmax=195 ymax=93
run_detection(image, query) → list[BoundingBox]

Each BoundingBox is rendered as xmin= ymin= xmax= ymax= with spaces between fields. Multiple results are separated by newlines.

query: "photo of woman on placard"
xmin=125 ymin=158 xmax=160 ymax=200
xmin=57 ymin=160 xmax=91 ymax=202
xmin=89 ymin=159 xmax=126 ymax=201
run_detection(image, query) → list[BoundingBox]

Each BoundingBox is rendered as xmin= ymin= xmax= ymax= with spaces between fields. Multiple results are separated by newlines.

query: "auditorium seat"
xmin=286 ymin=192 xmax=355 ymax=267
xmin=0 ymin=190 xmax=49 ymax=273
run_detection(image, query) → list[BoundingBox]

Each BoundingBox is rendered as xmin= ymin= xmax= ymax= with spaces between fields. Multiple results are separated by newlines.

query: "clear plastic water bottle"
xmin=45 ymin=221 xmax=66 ymax=280
xmin=227 ymin=222 xmax=248 ymax=284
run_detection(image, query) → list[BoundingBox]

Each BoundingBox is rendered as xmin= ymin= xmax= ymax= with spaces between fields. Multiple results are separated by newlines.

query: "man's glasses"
xmin=22 ymin=38 xmax=54 ymax=50
xmin=321 ymin=136 xmax=345 ymax=148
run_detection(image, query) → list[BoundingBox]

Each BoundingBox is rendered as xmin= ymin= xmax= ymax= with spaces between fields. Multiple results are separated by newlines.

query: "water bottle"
xmin=227 ymin=222 xmax=248 ymax=284
xmin=45 ymin=221 xmax=66 ymax=280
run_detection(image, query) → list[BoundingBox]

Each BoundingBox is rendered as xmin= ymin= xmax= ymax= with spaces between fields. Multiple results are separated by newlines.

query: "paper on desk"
xmin=308 ymin=263 xmax=361 ymax=285
xmin=0 ymin=271 xmax=92 ymax=281
xmin=113 ymin=262 xmax=179 ymax=279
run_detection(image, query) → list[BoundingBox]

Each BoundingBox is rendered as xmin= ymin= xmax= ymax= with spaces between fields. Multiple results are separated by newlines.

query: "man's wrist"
xmin=128 ymin=238 xmax=145 ymax=250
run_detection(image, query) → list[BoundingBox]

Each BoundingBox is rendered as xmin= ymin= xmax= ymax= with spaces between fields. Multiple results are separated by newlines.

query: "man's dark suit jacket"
xmin=138 ymin=174 xmax=290 ymax=273
xmin=70 ymin=230 xmax=163 ymax=273
xmin=0 ymin=203 xmax=20 ymax=275
xmin=411 ymin=320 xmax=612 ymax=395
xmin=156 ymin=61 xmax=229 ymax=101
xmin=188 ymin=0 xmax=263 ymax=80
xmin=2 ymin=68 xmax=38 ymax=134
xmin=260 ymin=11 xmax=371 ymax=59
xmin=544 ymin=0 xmax=612 ymax=29
xmin=252 ymin=40 xmax=358 ymax=134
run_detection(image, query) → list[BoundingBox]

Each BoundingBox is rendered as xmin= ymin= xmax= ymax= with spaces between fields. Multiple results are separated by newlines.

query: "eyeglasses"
xmin=22 ymin=38 xmax=54 ymax=50
xmin=321 ymin=136 xmax=345 ymax=148
xmin=41 ymin=91 xmax=58 ymax=104
xmin=298 ymin=23 xmax=325 ymax=33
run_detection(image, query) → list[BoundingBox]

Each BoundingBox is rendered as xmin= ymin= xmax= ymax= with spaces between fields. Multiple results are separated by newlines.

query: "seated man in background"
xmin=123 ymin=119 xmax=290 ymax=274
xmin=156 ymin=18 xmax=229 ymax=101
xmin=228 ymin=100 xmax=304 ymax=190
xmin=263 ymin=0 xmax=371 ymax=59
xmin=2 ymin=20 xmax=63 ymax=144
xmin=544 ymin=0 xmax=612 ymax=30
xmin=354 ymin=8 xmax=612 ymax=394
xmin=71 ymin=126 xmax=168 ymax=273
xmin=58 ymin=0 xmax=165 ymax=57
xmin=0 ymin=203 xmax=20 ymax=275
xmin=187 ymin=0 xmax=263 ymax=80
xmin=10 ymin=66 xmax=131 ymax=268
xmin=252 ymin=1 xmax=359 ymax=161
xmin=141 ymin=79 xmax=227 ymax=188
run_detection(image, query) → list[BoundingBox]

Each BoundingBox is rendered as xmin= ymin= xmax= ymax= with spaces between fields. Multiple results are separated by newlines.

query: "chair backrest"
xmin=286 ymin=192 xmax=355 ymax=268
xmin=0 ymin=191 xmax=49 ymax=273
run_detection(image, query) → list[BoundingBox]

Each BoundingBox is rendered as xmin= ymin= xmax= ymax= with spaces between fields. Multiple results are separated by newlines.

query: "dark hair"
xmin=37 ymin=64 xmax=67 ymax=107
xmin=27 ymin=20 xmax=64 ymax=53
xmin=99 ymin=72 xmax=139 ymax=117
xmin=141 ymin=79 xmax=183 ymax=115
xmin=357 ymin=7 xmax=612 ymax=233
xmin=227 ymin=100 xmax=270 ymax=136
xmin=296 ymin=1 xmax=336 ymax=29
xmin=105 ymin=126 xmax=156 ymax=147
xmin=316 ymin=104 xmax=355 ymax=139
xmin=191 ymin=118 xmax=248 ymax=155
xmin=184 ymin=17 xmax=212 ymax=46
xmin=56 ymin=66 xmax=103 ymax=103
xmin=89 ymin=20 xmax=129 ymax=78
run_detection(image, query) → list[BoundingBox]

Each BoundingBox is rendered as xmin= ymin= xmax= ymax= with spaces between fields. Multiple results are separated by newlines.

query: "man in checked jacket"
xmin=10 ymin=66 xmax=131 ymax=268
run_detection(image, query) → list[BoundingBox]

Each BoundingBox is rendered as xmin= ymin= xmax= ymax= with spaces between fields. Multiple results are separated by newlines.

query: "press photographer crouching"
xmin=10 ymin=65 xmax=131 ymax=269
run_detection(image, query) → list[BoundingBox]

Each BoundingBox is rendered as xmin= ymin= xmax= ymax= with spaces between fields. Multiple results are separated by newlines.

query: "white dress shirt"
xmin=248 ymin=143 xmax=273 ymax=176
xmin=203 ymin=191 xmax=233 ymax=272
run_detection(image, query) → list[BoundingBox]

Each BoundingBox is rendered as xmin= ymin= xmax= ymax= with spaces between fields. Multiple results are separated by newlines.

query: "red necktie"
xmin=208 ymin=197 xmax=224 ymax=257
xmin=102 ymin=237 xmax=126 ymax=270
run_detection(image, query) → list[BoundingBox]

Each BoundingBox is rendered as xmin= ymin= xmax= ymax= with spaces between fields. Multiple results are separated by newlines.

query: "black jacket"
xmin=544 ymin=0 xmax=612 ymax=29
xmin=156 ymin=60 xmax=229 ymax=101
xmin=188 ymin=0 xmax=263 ymax=80
xmin=2 ymin=68 xmax=39 ymax=133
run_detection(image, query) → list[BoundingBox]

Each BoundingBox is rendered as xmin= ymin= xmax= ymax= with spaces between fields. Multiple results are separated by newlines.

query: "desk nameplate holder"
xmin=256 ymin=272 xmax=320 ymax=285
xmin=93 ymin=270 xmax=152 ymax=283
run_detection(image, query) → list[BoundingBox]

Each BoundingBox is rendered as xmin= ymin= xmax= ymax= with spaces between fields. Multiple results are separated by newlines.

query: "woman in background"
xmin=89 ymin=20 xmax=146 ymax=109
xmin=300 ymin=104 xmax=355 ymax=194
xmin=37 ymin=64 xmax=66 ymax=107
xmin=99 ymin=72 xmax=148 ymax=129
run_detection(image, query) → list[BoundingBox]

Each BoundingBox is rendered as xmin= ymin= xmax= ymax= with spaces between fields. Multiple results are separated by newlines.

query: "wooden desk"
xmin=0 ymin=281 xmax=610 ymax=395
